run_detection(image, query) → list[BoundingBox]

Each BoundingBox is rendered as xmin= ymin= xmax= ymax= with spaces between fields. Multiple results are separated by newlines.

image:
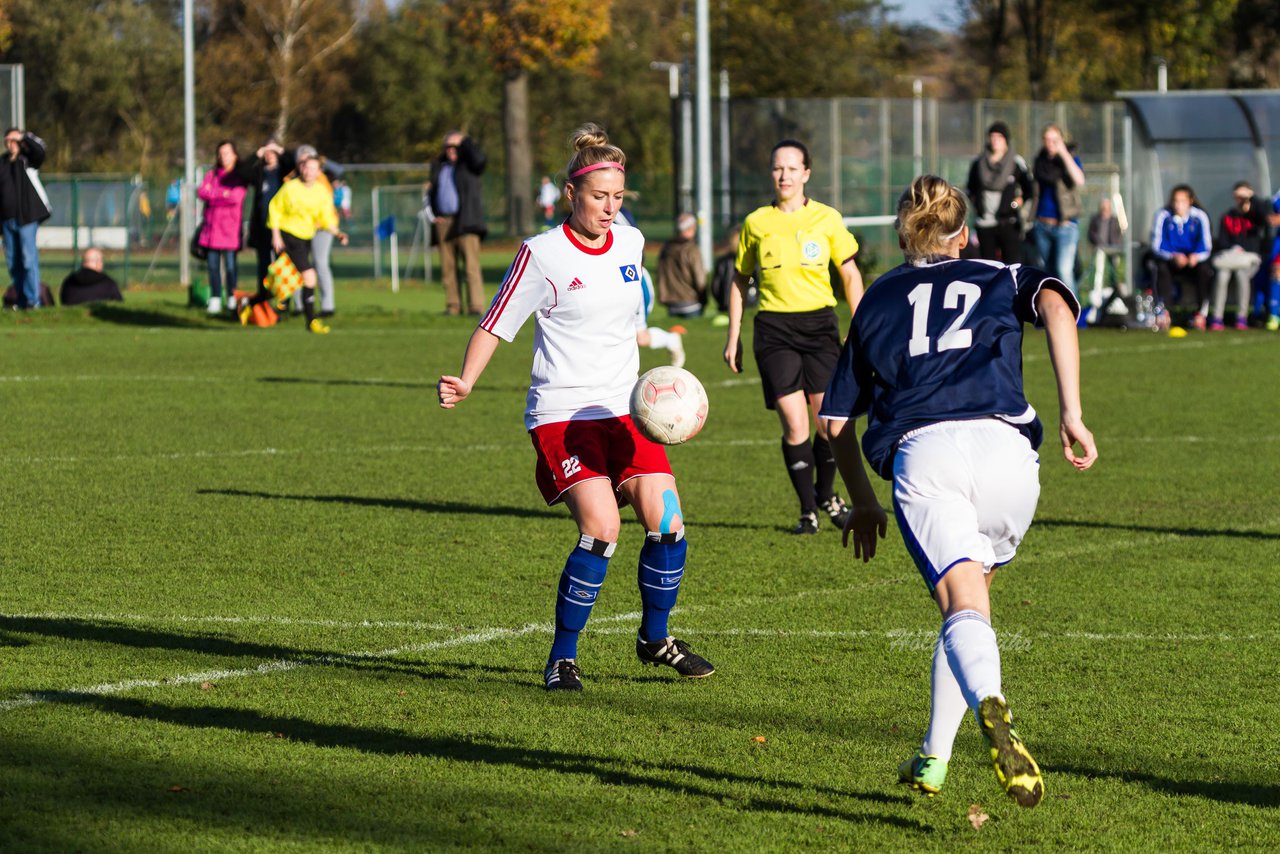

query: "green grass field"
xmin=2 ymin=281 xmax=1279 ymax=850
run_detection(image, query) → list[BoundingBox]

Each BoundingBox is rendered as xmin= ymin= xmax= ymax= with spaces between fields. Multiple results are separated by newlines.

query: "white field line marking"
xmin=1024 ymin=333 xmax=1272 ymax=363
xmin=10 ymin=331 xmax=1257 ymax=386
xmin=4 ymin=612 xmax=466 ymax=632
xmin=0 ymin=436 xmax=806 ymax=466
xmin=4 ymin=608 xmax=1261 ymax=716
xmin=588 ymin=626 xmax=1280 ymax=643
xmin=0 ymin=611 xmax=641 ymax=715
xmin=11 ymin=431 xmax=1280 ymax=467
xmin=0 ymin=327 xmax=457 ymax=337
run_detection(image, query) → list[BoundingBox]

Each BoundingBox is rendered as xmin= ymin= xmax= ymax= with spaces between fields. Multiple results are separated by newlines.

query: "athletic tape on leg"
xmin=659 ymin=489 xmax=683 ymax=534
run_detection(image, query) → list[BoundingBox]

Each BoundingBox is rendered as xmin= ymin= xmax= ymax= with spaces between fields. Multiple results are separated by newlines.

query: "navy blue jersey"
xmin=819 ymin=257 xmax=1078 ymax=480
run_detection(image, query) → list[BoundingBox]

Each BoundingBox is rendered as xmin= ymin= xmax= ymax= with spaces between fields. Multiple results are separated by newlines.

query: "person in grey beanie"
xmin=966 ymin=122 xmax=1034 ymax=264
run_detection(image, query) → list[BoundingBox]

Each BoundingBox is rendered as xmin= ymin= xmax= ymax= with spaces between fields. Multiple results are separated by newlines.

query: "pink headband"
xmin=570 ymin=161 xmax=625 ymax=179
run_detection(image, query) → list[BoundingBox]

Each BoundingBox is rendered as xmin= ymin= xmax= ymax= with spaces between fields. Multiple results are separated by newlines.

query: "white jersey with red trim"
xmin=480 ymin=221 xmax=647 ymax=429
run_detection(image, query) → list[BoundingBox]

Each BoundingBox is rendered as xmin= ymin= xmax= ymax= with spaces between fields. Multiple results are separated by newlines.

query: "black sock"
xmin=781 ymin=439 xmax=817 ymax=514
xmin=303 ymin=287 xmax=316 ymax=325
xmin=813 ymin=435 xmax=837 ymax=501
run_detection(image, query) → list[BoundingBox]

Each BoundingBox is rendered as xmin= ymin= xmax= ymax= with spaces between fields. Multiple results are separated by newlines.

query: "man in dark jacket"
xmin=966 ymin=122 xmax=1034 ymax=263
xmin=241 ymin=139 xmax=295 ymax=293
xmin=427 ymin=132 xmax=487 ymax=315
xmin=0 ymin=129 xmax=51 ymax=309
xmin=60 ymin=247 xmax=123 ymax=306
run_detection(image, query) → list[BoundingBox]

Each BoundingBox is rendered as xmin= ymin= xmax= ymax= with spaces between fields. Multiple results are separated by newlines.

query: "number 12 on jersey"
xmin=907 ymin=280 xmax=982 ymax=357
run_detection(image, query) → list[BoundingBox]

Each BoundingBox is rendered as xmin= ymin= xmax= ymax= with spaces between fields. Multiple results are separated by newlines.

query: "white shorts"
xmin=891 ymin=419 xmax=1041 ymax=590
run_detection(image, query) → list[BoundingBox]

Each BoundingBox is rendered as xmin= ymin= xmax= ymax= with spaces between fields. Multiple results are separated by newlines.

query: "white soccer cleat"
xmin=206 ymin=296 xmax=222 ymax=315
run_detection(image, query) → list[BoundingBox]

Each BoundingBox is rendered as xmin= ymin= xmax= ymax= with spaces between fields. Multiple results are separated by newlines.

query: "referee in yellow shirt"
xmin=241 ymin=146 xmax=348 ymax=333
xmin=723 ymin=139 xmax=864 ymax=534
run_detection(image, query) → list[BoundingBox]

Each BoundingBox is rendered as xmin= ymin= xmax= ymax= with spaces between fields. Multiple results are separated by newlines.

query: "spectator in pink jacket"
xmin=197 ymin=140 xmax=249 ymax=315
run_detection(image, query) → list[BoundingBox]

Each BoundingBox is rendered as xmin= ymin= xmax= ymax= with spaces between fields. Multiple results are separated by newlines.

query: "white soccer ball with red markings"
xmin=630 ymin=366 xmax=709 ymax=445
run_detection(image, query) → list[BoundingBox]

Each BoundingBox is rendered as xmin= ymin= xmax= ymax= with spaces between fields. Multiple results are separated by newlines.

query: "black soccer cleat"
xmin=544 ymin=658 xmax=583 ymax=691
xmin=818 ymin=493 xmax=851 ymax=529
xmin=791 ymin=511 xmax=819 ymax=535
xmin=636 ymin=635 xmax=715 ymax=678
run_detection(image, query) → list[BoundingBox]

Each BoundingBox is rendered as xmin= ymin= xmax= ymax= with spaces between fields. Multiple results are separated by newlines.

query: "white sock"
xmin=646 ymin=327 xmax=673 ymax=349
xmin=942 ymin=610 xmax=1003 ymax=718
xmin=920 ymin=630 xmax=968 ymax=762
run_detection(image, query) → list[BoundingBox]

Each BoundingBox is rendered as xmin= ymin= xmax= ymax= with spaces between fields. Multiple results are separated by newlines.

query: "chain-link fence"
xmin=725 ymin=97 xmax=1125 ymax=274
xmin=33 ymin=96 xmax=1140 ymax=290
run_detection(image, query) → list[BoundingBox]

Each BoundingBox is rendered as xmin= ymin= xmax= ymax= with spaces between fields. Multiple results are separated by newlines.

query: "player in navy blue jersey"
xmin=820 ymin=175 xmax=1097 ymax=807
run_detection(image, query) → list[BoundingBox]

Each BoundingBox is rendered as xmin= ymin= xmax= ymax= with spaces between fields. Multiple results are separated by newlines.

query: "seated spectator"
xmin=1088 ymin=197 xmax=1123 ymax=253
xmin=1151 ymin=184 xmax=1213 ymax=329
xmin=656 ymin=212 xmax=706 ymax=317
xmin=59 ymin=247 xmax=123 ymax=306
xmin=1211 ymin=181 xmax=1267 ymax=330
xmin=1088 ymin=196 xmax=1124 ymax=286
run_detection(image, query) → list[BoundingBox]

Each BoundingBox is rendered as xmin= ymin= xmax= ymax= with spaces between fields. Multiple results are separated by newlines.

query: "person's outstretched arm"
xmin=723 ymin=272 xmax=749 ymax=373
xmin=1037 ymin=288 xmax=1098 ymax=470
xmin=838 ymin=258 xmax=865 ymax=315
xmin=438 ymin=327 xmax=501 ymax=409
xmin=827 ymin=418 xmax=887 ymax=562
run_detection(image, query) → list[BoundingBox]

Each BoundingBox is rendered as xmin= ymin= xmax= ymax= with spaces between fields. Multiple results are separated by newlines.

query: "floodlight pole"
xmin=181 ymin=0 xmax=195 ymax=287
xmin=650 ymin=62 xmax=683 ymax=221
xmin=719 ymin=68 xmax=731 ymax=227
xmin=912 ymin=78 xmax=924 ymax=178
xmin=695 ymin=0 xmax=713 ymax=269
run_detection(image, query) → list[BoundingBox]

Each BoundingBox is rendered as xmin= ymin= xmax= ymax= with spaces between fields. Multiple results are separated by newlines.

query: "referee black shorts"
xmin=279 ymin=231 xmax=314 ymax=274
xmin=751 ymin=307 xmax=842 ymax=410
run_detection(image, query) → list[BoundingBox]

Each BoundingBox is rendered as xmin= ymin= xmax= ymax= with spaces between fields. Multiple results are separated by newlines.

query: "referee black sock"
xmin=781 ymin=439 xmax=818 ymax=514
xmin=302 ymin=287 xmax=316 ymax=325
xmin=813 ymin=435 xmax=838 ymax=501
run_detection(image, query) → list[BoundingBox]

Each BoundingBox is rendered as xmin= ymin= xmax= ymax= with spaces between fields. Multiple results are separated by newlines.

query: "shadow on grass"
xmin=53 ymin=693 xmax=922 ymax=829
xmin=0 ymin=615 xmax=352 ymax=663
xmin=257 ymin=376 xmax=431 ymax=390
xmin=87 ymin=303 xmax=209 ymax=328
xmin=197 ymin=488 xmax=564 ymax=520
xmin=197 ymin=488 xmax=784 ymax=532
xmin=0 ymin=614 xmax=546 ymax=694
xmin=1053 ymin=763 xmax=1280 ymax=809
xmin=1037 ymin=518 xmax=1280 ymax=541
xmin=0 ymin=629 xmax=29 ymax=648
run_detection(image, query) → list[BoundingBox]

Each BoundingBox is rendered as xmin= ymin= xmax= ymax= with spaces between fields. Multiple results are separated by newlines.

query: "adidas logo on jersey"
xmin=568 ymin=277 xmax=586 ymax=291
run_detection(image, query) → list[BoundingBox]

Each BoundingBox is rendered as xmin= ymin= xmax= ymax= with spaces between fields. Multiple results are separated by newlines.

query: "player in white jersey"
xmin=823 ymin=176 xmax=1097 ymax=807
xmin=438 ymin=124 xmax=714 ymax=691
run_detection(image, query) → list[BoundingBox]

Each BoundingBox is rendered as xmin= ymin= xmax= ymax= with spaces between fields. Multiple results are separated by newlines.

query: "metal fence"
xmin=724 ymin=97 xmax=1126 ymax=274
xmin=37 ymin=94 xmax=1209 ymax=296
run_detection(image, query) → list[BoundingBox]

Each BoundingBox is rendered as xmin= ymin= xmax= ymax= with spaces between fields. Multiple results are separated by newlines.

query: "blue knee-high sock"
xmin=638 ymin=530 xmax=686 ymax=643
xmin=549 ymin=535 xmax=613 ymax=663
xmin=1269 ymin=280 xmax=1280 ymax=318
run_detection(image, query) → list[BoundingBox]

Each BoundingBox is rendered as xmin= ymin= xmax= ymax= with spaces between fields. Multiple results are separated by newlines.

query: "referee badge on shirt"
xmin=802 ymin=240 xmax=821 ymax=260
xmin=619 ymin=264 xmax=639 ymax=283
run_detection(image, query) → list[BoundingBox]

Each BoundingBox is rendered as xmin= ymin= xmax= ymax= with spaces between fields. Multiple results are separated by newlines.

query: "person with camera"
xmin=0 ymin=128 xmax=51 ymax=310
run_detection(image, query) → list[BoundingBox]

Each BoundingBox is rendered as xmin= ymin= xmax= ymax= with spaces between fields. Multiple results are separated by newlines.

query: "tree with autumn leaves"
xmin=452 ymin=0 xmax=611 ymax=236
xmin=0 ymin=0 xmax=1275 ymax=212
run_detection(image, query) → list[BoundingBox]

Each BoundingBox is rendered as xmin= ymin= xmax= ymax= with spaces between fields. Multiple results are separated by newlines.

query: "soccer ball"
xmin=630 ymin=366 xmax=709 ymax=445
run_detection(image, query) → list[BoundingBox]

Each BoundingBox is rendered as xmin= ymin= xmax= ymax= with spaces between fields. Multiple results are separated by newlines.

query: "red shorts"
xmin=530 ymin=415 xmax=673 ymax=506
